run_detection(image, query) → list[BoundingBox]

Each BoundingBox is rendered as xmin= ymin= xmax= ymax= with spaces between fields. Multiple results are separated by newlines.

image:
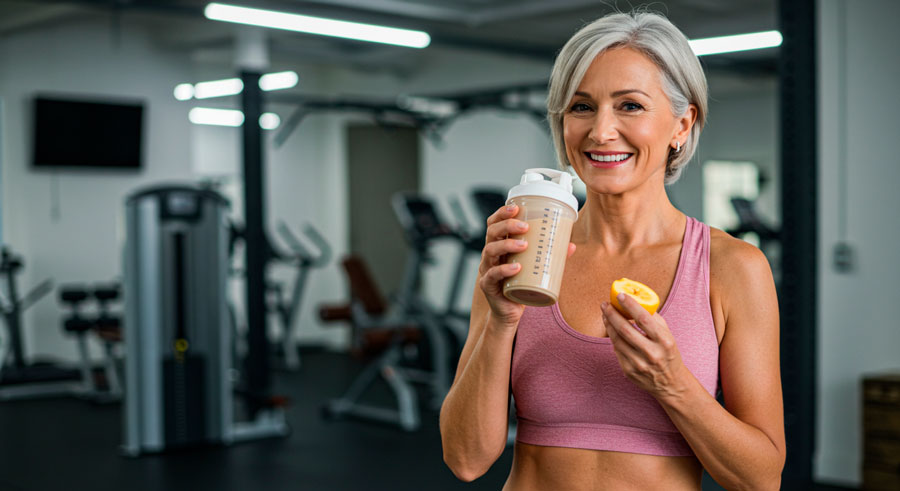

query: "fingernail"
xmin=601 ymin=301 xmax=609 ymax=309
xmin=617 ymin=293 xmax=626 ymax=303
xmin=515 ymin=240 xmax=527 ymax=247
xmin=506 ymin=204 xmax=516 ymax=212
xmin=516 ymin=221 xmax=528 ymax=230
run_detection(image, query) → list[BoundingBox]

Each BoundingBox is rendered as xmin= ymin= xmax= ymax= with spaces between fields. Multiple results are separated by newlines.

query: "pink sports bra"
xmin=510 ymin=216 xmax=719 ymax=456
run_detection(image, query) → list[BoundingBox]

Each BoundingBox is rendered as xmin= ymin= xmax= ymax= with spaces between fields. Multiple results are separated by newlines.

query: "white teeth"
xmin=588 ymin=153 xmax=631 ymax=162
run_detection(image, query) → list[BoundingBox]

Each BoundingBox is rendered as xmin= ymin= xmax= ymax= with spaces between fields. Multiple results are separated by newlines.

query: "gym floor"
xmin=0 ymin=350 xmax=854 ymax=491
xmin=0 ymin=349 xmax=512 ymax=491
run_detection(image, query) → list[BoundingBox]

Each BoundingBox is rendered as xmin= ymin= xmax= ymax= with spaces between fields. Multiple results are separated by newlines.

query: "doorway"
xmin=346 ymin=124 xmax=420 ymax=296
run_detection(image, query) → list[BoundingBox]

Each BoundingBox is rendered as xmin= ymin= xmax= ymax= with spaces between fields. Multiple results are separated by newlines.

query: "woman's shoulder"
xmin=707 ymin=226 xmax=770 ymax=272
xmin=707 ymin=226 xmax=775 ymax=308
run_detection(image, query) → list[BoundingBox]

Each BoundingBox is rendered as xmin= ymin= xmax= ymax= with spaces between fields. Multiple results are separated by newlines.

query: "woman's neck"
xmin=573 ymin=178 xmax=684 ymax=254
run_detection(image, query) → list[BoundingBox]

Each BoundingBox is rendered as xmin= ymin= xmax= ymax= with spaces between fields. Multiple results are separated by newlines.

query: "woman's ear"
xmin=674 ymin=103 xmax=698 ymax=143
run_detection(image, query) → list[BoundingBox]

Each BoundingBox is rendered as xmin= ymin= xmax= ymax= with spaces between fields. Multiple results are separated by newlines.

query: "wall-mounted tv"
xmin=32 ymin=95 xmax=144 ymax=169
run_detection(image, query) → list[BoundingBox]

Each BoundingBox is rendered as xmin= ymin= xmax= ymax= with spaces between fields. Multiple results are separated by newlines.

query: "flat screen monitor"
xmin=32 ymin=96 xmax=144 ymax=169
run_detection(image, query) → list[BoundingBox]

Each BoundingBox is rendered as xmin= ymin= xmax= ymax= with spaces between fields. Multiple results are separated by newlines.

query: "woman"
xmin=439 ymin=11 xmax=785 ymax=490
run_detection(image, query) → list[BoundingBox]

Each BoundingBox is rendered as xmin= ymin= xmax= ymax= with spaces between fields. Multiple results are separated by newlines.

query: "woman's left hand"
xmin=601 ymin=294 xmax=690 ymax=401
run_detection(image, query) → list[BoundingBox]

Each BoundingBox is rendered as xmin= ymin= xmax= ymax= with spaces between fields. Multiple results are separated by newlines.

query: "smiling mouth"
xmin=586 ymin=152 xmax=633 ymax=163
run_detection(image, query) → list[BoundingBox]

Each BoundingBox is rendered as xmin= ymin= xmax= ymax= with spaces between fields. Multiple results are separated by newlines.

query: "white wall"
xmin=816 ymin=0 xmax=900 ymax=485
xmin=0 ymin=16 xmax=197 ymax=361
xmin=0 ymin=15 xmax=354 ymax=360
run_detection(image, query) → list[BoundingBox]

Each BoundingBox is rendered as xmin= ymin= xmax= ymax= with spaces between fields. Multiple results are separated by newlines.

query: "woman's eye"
xmin=570 ymin=102 xmax=592 ymax=112
xmin=622 ymin=102 xmax=644 ymax=111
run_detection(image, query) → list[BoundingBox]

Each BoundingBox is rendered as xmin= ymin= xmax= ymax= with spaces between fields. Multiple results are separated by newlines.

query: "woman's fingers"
xmin=483 ymin=238 xmax=528 ymax=259
xmin=486 ymin=203 xmax=519 ymax=227
xmin=602 ymin=303 xmax=645 ymax=351
xmin=479 ymin=238 xmax=527 ymax=275
xmin=479 ymin=204 xmax=529 ymax=276
xmin=604 ymin=314 xmax=643 ymax=366
xmin=614 ymin=293 xmax=663 ymax=341
xmin=485 ymin=203 xmax=528 ymax=241
xmin=486 ymin=216 xmax=528 ymax=244
xmin=479 ymin=262 xmax=522 ymax=294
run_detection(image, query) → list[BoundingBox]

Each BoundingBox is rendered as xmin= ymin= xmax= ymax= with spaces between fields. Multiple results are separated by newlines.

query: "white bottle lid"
xmin=507 ymin=168 xmax=579 ymax=218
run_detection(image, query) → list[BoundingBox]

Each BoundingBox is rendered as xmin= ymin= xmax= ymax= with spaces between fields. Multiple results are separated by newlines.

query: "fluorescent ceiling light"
xmin=397 ymin=95 xmax=458 ymax=118
xmin=259 ymin=113 xmax=281 ymax=130
xmin=189 ymin=107 xmax=280 ymax=129
xmin=204 ymin=2 xmax=430 ymax=49
xmin=190 ymin=107 xmax=244 ymax=127
xmin=259 ymin=71 xmax=299 ymax=91
xmin=689 ymin=30 xmax=782 ymax=56
xmin=174 ymin=83 xmax=194 ymax=101
xmin=194 ymin=78 xmax=244 ymax=99
xmin=174 ymin=71 xmax=299 ymax=100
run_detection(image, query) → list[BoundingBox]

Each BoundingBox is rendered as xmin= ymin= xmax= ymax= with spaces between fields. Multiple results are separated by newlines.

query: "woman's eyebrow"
xmin=611 ymin=89 xmax=650 ymax=98
xmin=573 ymin=89 xmax=651 ymax=98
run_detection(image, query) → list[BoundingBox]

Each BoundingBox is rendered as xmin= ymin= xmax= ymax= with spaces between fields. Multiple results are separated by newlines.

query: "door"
xmin=346 ymin=124 xmax=420 ymax=296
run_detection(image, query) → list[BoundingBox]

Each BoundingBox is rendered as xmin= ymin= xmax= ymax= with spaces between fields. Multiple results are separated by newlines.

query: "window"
xmin=703 ymin=160 xmax=760 ymax=245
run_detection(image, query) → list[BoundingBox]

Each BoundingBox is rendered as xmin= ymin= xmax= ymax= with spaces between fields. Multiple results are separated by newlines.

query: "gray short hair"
xmin=547 ymin=11 xmax=707 ymax=185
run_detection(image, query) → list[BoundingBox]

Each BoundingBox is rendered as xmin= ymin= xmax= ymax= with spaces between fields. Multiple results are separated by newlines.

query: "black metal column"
xmin=778 ymin=0 xmax=817 ymax=486
xmin=241 ymin=71 xmax=269 ymax=416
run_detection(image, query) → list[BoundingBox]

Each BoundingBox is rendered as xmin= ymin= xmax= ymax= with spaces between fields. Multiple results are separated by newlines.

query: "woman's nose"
xmin=588 ymin=109 xmax=618 ymax=144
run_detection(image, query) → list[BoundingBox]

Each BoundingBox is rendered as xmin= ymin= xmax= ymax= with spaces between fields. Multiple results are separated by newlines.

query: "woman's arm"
xmin=601 ymin=236 xmax=785 ymax=490
xmin=440 ymin=203 xmax=540 ymax=482
xmin=439 ymin=284 xmax=518 ymax=482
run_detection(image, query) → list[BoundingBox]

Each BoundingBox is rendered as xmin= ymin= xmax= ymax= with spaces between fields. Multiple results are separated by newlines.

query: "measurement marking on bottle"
xmin=532 ymin=208 xmax=562 ymax=280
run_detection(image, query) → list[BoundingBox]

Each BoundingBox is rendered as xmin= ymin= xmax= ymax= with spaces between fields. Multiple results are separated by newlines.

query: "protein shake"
xmin=503 ymin=168 xmax=579 ymax=307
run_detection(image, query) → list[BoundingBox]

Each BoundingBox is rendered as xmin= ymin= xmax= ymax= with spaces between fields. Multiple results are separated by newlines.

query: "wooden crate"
xmin=863 ymin=373 xmax=900 ymax=491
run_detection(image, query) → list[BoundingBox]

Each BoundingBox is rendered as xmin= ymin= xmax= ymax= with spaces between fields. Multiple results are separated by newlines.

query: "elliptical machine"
xmin=318 ymin=193 xmax=472 ymax=431
xmin=267 ymin=223 xmax=331 ymax=370
xmin=229 ymin=221 xmax=331 ymax=370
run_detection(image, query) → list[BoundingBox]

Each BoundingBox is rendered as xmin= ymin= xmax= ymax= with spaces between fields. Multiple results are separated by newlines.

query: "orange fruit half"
xmin=610 ymin=278 xmax=660 ymax=319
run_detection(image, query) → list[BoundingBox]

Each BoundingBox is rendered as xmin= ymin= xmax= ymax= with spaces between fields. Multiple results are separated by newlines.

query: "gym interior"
xmin=0 ymin=0 xmax=896 ymax=489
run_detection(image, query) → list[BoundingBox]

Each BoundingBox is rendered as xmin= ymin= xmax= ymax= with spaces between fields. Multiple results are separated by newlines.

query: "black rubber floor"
xmin=0 ymin=350 xmax=512 ymax=491
xmin=0 ymin=350 xmax=857 ymax=490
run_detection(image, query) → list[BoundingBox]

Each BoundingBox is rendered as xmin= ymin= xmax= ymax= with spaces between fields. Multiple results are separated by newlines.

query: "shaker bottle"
xmin=503 ymin=168 xmax=579 ymax=307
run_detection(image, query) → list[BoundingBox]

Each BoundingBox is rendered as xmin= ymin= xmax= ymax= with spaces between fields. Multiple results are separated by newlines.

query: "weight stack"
xmin=122 ymin=185 xmax=232 ymax=456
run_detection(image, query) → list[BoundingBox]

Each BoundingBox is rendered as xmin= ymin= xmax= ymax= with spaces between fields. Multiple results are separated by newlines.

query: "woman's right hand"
xmin=478 ymin=203 xmax=578 ymax=330
xmin=478 ymin=204 xmax=531 ymax=328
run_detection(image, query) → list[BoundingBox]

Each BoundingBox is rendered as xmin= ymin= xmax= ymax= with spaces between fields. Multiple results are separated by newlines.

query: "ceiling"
xmin=0 ymin=0 xmax=779 ymax=89
xmin=0 ymin=0 xmax=777 ymax=65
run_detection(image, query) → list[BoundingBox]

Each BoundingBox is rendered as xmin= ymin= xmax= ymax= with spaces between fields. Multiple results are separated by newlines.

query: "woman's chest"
xmin=556 ymin=246 xmax=682 ymax=338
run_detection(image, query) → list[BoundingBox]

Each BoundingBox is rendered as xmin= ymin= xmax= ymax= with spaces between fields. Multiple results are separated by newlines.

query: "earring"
xmin=674 ymin=141 xmax=681 ymax=153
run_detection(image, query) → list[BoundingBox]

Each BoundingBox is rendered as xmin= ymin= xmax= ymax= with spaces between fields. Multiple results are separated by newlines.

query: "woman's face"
xmin=563 ymin=47 xmax=695 ymax=195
